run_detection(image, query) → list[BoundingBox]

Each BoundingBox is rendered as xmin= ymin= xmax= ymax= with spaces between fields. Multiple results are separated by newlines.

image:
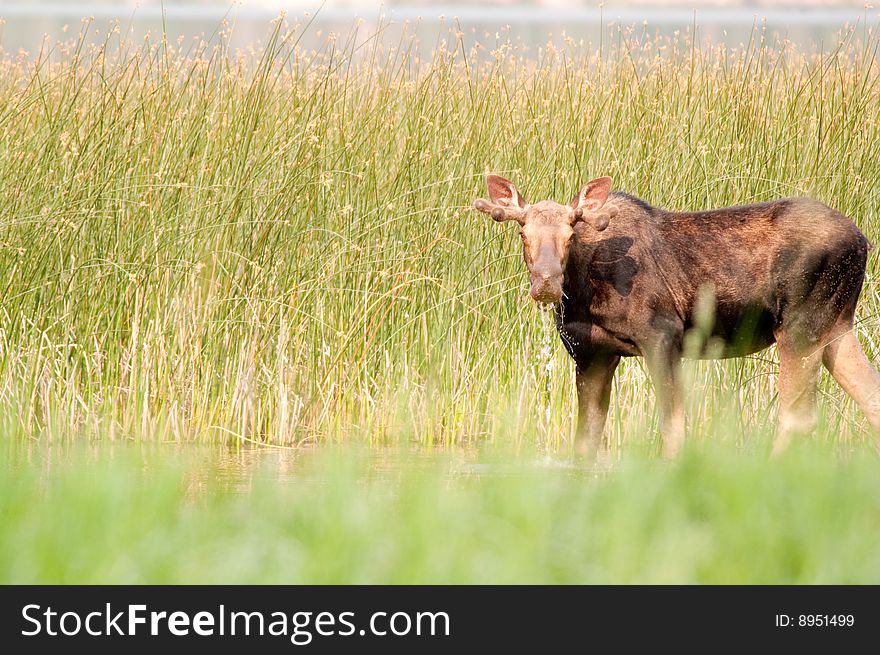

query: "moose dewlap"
xmin=473 ymin=175 xmax=880 ymax=457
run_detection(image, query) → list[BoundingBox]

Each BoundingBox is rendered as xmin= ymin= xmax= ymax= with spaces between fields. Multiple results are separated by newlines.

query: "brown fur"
xmin=474 ymin=175 xmax=880 ymax=458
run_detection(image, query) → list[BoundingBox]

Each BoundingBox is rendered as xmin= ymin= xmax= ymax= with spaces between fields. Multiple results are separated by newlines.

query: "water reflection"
xmin=0 ymin=438 xmax=597 ymax=495
xmin=1 ymin=4 xmax=877 ymax=59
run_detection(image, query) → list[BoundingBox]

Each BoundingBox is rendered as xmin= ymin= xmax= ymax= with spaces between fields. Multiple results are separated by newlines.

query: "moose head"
xmin=473 ymin=175 xmax=619 ymax=304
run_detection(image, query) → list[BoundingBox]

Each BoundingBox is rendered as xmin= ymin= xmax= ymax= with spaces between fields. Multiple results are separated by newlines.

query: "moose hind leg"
xmin=823 ymin=328 xmax=880 ymax=444
xmin=574 ymin=354 xmax=620 ymax=458
xmin=773 ymin=340 xmax=822 ymax=455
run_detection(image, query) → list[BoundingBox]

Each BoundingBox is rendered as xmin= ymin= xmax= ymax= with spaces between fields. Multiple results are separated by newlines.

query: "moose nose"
xmin=530 ymin=275 xmax=563 ymax=304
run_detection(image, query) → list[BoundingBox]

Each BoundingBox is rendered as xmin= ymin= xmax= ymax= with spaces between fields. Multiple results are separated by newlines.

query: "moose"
xmin=474 ymin=174 xmax=880 ymax=457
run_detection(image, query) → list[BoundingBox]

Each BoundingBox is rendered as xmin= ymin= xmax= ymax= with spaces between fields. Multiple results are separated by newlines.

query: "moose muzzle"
xmin=529 ymin=270 xmax=564 ymax=304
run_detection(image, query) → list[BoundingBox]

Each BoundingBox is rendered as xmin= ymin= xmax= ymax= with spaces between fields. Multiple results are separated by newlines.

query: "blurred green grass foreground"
xmin=1 ymin=16 xmax=880 ymax=583
xmin=2 ymin=440 xmax=879 ymax=584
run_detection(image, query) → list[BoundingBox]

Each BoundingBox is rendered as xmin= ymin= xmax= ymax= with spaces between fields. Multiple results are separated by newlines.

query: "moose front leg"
xmin=644 ymin=338 xmax=686 ymax=459
xmin=574 ymin=354 xmax=621 ymax=458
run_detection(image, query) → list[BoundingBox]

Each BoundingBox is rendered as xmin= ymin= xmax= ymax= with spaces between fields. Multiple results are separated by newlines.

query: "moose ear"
xmin=570 ymin=177 xmax=616 ymax=230
xmin=473 ymin=174 xmax=527 ymax=223
xmin=486 ymin=175 xmax=527 ymax=209
xmin=570 ymin=176 xmax=612 ymax=212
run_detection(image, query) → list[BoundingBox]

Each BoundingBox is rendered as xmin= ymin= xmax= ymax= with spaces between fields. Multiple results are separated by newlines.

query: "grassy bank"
xmin=1 ymin=439 xmax=878 ymax=584
xmin=1 ymin=19 xmax=880 ymax=453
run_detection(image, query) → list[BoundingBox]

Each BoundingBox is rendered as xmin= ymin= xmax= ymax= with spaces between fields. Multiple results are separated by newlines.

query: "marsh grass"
xmin=1 ymin=17 xmax=880 ymax=453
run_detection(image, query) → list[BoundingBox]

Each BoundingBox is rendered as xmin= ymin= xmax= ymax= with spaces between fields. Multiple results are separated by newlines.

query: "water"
xmin=1 ymin=3 xmax=878 ymax=59
xmin=536 ymin=303 xmax=558 ymax=450
xmin=2 ymin=439 xmax=599 ymax=496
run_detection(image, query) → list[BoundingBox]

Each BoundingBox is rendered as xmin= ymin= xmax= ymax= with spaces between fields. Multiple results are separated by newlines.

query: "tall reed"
xmin=1 ymin=18 xmax=879 ymax=451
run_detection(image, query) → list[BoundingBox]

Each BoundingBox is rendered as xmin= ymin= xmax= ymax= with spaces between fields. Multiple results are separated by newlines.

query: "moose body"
xmin=474 ymin=175 xmax=880 ymax=457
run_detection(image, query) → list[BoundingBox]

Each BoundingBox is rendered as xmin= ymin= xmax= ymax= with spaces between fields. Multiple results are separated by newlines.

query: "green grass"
xmin=1 ymin=439 xmax=878 ymax=584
